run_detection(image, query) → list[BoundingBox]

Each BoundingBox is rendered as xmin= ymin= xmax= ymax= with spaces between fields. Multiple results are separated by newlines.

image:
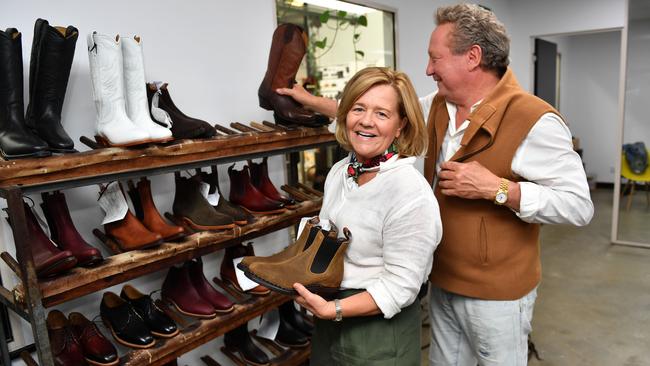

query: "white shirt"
xmin=420 ymin=92 xmax=594 ymax=226
xmin=319 ymin=155 xmax=442 ymax=319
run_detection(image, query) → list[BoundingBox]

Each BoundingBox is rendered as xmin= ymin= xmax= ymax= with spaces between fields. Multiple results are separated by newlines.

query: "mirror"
xmin=613 ymin=0 xmax=650 ymax=247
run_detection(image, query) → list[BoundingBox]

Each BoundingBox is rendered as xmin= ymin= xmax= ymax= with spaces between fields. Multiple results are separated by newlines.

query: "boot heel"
xmin=258 ymin=95 xmax=273 ymax=110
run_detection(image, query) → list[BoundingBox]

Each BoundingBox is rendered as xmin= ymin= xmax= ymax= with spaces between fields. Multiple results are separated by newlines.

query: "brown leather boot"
xmin=220 ymin=243 xmax=270 ymax=296
xmin=173 ymin=174 xmax=235 ymax=231
xmin=248 ymin=157 xmax=297 ymax=208
xmin=104 ymin=208 xmax=163 ymax=251
xmin=258 ymin=24 xmax=322 ymax=127
xmin=238 ymin=217 xmax=334 ymax=272
xmin=242 ymin=228 xmax=351 ymax=295
xmin=127 ymin=177 xmax=186 ymax=241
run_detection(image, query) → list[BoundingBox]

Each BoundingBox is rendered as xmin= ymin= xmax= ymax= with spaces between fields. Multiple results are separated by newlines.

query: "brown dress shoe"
xmin=238 ymin=217 xmax=333 ymax=271
xmin=221 ymin=243 xmax=270 ymax=296
xmin=248 ymin=157 xmax=298 ymax=208
xmin=127 ymin=177 xmax=186 ymax=241
xmin=242 ymin=228 xmax=351 ymax=295
xmin=173 ymin=174 xmax=235 ymax=231
xmin=228 ymin=165 xmax=285 ymax=215
xmin=47 ymin=310 xmax=86 ymax=366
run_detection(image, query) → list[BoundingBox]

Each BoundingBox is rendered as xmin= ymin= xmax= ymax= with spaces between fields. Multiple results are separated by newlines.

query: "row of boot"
xmin=239 ymin=217 xmax=351 ymax=295
xmin=0 ymin=19 xmax=78 ymax=159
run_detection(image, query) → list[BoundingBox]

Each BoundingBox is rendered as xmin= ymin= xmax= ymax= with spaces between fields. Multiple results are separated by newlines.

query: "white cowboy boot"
xmin=121 ymin=36 xmax=172 ymax=143
xmin=87 ymin=32 xmax=149 ymax=146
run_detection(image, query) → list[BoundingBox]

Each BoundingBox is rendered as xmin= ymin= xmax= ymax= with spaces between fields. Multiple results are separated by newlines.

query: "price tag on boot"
xmin=206 ymin=191 xmax=221 ymax=206
xmin=233 ymin=257 xmax=261 ymax=291
xmin=98 ymin=182 xmax=129 ymax=225
xmin=256 ymin=308 xmax=280 ymax=340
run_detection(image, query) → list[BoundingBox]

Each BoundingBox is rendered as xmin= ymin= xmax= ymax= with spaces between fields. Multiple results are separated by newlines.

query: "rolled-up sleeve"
xmin=366 ymin=191 xmax=442 ymax=319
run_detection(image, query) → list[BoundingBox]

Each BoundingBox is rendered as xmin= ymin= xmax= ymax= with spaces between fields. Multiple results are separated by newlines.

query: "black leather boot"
xmin=275 ymin=307 xmax=310 ymax=347
xmin=279 ymin=301 xmax=313 ymax=336
xmin=25 ymin=19 xmax=78 ymax=153
xmin=224 ymin=323 xmax=269 ymax=366
xmin=0 ymin=28 xmax=50 ymax=159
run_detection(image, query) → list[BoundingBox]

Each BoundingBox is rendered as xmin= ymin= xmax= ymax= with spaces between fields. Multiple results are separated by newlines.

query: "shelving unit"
xmin=0 ymin=123 xmax=335 ymax=366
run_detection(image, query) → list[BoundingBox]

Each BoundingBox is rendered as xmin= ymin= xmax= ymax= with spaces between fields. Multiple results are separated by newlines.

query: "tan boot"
xmin=242 ymin=227 xmax=351 ymax=295
xmin=238 ymin=217 xmax=335 ymax=271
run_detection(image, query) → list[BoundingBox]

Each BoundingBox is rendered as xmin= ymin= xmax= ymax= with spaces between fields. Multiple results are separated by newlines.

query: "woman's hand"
xmin=293 ymin=283 xmax=336 ymax=320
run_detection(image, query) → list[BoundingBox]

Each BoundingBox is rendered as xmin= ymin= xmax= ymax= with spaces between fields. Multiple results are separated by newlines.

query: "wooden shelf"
xmin=122 ymin=292 xmax=291 ymax=366
xmin=34 ymin=200 xmax=321 ymax=308
xmin=0 ymin=126 xmax=335 ymax=194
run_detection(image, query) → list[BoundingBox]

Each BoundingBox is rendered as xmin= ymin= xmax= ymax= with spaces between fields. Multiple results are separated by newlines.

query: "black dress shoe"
xmin=120 ymin=284 xmax=179 ymax=338
xmin=275 ymin=309 xmax=310 ymax=348
xmin=279 ymin=301 xmax=313 ymax=336
xmin=224 ymin=324 xmax=269 ymax=366
xmin=100 ymin=291 xmax=155 ymax=349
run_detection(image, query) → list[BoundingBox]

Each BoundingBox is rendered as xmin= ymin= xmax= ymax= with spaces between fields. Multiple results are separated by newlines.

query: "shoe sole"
xmin=0 ymin=149 xmax=51 ymax=160
xmin=151 ymin=328 xmax=180 ymax=338
xmin=239 ymin=267 xmax=339 ymax=296
xmin=180 ymin=216 xmax=235 ymax=231
xmin=225 ymin=346 xmax=270 ymax=366
xmin=164 ymin=297 xmax=217 ymax=319
xmin=275 ymin=338 xmax=310 ymax=348
xmin=239 ymin=206 xmax=286 ymax=215
xmin=223 ymin=276 xmax=270 ymax=296
xmin=38 ymin=256 xmax=77 ymax=278
xmin=102 ymin=316 xmax=156 ymax=349
xmin=77 ymin=255 xmax=104 ymax=267
xmin=94 ymin=135 xmax=158 ymax=148
xmin=109 ymin=235 xmax=163 ymax=251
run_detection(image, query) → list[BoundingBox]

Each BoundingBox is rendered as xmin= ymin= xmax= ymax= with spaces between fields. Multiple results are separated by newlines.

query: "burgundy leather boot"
xmin=17 ymin=202 xmax=77 ymax=278
xmin=199 ymin=169 xmax=251 ymax=225
xmin=187 ymin=258 xmax=235 ymax=313
xmin=228 ymin=165 xmax=285 ymax=215
xmin=41 ymin=191 xmax=103 ymax=267
xmin=46 ymin=310 xmax=86 ymax=366
xmin=128 ymin=177 xmax=186 ymax=241
xmin=248 ymin=157 xmax=297 ymax=208
xmin=258 ymin=23 xmax=322 ymax=127
xmin=220 ymin=243 xmax=269 ymax=296
xmin=161 ymin=264 xmax=216 ymax=318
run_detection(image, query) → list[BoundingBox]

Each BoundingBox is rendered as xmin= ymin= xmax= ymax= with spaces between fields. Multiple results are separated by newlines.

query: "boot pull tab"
xmin=341 ymin=227 xmax=351 ymax=242
xmin=87 ymin=32 xmax=97 ymax=53
xmin=228 ymin=163 xmax=236 ymax=174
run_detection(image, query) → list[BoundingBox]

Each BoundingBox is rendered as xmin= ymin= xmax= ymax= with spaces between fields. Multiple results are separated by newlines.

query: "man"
xmin=277 ymin=4 xmax=593 ymax=365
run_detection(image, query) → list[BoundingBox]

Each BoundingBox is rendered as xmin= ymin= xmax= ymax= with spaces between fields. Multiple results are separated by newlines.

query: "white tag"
xmin=207 ymin=192 xmax=221 ymax=206
xmin=98 ymin=182 xmax=129 ymax=225
xmin=199 ymin=182 xmax=210 ymax=199
xmin=150 ymin=86 xmax=172 ymax=127
xmin=233 ymin=257 xmax=260 ymax=291
xmin=30 ymin=206 xmax=50 ymax=236
xmin=256 ymin=308 xmax=280 ymax=340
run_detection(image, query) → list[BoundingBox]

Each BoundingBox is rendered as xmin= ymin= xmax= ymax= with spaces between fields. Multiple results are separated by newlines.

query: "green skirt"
xmin=310 ymin=290 xmax=421 ymax=366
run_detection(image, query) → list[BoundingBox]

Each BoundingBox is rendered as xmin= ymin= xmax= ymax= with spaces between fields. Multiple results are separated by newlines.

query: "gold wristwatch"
xmin=494 ymin=178 xmax=509 ymax=205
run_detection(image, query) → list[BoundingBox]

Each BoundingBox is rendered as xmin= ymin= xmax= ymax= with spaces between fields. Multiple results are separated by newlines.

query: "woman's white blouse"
xmin=319 ymin=154 xmax=442 ymax=319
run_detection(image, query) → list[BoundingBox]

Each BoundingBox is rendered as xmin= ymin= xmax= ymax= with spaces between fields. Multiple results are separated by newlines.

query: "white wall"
xmin=623 ymin=19 xmax=650 ymax=147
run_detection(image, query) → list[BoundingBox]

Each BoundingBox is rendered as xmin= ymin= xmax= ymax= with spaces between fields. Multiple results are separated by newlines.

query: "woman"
xmin=293 ymin=67 xmax=442 ymax=365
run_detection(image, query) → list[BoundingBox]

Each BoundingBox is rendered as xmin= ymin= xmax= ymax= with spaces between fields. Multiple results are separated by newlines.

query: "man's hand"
xmin=293 ymin=283 xmax=336 ymax=320
xmin=437 ymin=161 xmax=500 ymax=200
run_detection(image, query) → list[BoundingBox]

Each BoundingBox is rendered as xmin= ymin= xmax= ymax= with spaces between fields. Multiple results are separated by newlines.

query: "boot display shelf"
xmin=0 ymin=122 xmax=334 ymax=365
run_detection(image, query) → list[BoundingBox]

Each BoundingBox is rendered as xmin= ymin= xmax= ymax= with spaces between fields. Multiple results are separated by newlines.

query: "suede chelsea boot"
xmin=41 ymin=191 xmax=103 ymax=267
xmin=128 ymin=177 xmax=186 ymax=241
xmin=228 ymin=165 xmax=285 ymax=215
xmin=172 ymin=174 xmax=235 ymax=231
xmin=248 ymin=157 xmax=297 ymax=208
xmin=243 ymin=228 xmax=351 ymax=295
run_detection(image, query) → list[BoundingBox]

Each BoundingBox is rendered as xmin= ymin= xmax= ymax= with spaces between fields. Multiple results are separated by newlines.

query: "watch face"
xmin=496 ymin=192 xmax=507 ymax=204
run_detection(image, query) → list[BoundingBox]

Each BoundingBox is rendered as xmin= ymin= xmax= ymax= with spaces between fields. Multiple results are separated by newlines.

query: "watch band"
xmin=334 ymin=299 xmax=343 ymax=322
xmin=494 ymin=178 xmax=509 ymax=205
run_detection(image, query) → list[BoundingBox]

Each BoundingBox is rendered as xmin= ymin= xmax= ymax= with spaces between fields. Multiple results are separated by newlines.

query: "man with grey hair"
xmin=277 ymin=3 xmax=593 ymax=365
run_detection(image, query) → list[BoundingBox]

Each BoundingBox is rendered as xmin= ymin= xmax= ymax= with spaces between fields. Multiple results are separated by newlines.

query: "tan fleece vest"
xmin=423 ymin=68 xmax=560 ymax=300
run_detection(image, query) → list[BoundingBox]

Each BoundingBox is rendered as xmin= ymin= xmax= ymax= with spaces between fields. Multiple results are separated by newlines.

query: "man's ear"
xmin=467 ymin=44 xmax=482 ymax=70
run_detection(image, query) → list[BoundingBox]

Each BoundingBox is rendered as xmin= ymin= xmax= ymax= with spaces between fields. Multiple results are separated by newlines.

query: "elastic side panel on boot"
xmin=127 ymin=184 xmax=144 ymax=220
xmin=303 ymin=227 xmax=324 ymax=252
xmin=309 ymin=236 xmax=341 ymax=274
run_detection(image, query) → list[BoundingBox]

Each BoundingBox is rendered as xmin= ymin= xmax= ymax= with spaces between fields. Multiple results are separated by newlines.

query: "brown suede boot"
xmin=242 ymin=227 xmax=351 ymax=295
xmin=238 ymin=217 xmax=336 ymax=272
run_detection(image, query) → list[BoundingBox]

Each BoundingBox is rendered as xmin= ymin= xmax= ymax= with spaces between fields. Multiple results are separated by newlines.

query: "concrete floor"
xmin=421 ymin=188 xmax=650 ymax=365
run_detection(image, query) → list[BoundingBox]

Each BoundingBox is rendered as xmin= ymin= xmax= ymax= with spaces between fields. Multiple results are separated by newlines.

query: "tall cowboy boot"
xmin=228 ymin=165 xmax=285 ymax=215
xmin=248 ymin=157 xmax=297 ymax=207
xmin=41 ymin=191 xmax=103 ymax=267
xmin=15 ymin=202 xmax=77 ymax=278
xmin=146 ymin=82 xmax=216 ymax=139
xmin=121 ymin=36 xmax=173 ymax=143
xmin=127 ymin=177 xmax=186 ymax=241
xmin=242 ymin=228 xmax=351 ymax=296
xmin=221 ymin=243 xmax=270 ymax=296
xmin=199 ymin=169 xmax=251 ymax=225
xmin=0 ymin=28 xmax=50 ymax=159
xmin=87 ymin=32 xmax=150 ymax=147
xmin=258 ymin=24 xmax=325 ymax=127
xmin=25 ymin=19 xmax=78 ymax=153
